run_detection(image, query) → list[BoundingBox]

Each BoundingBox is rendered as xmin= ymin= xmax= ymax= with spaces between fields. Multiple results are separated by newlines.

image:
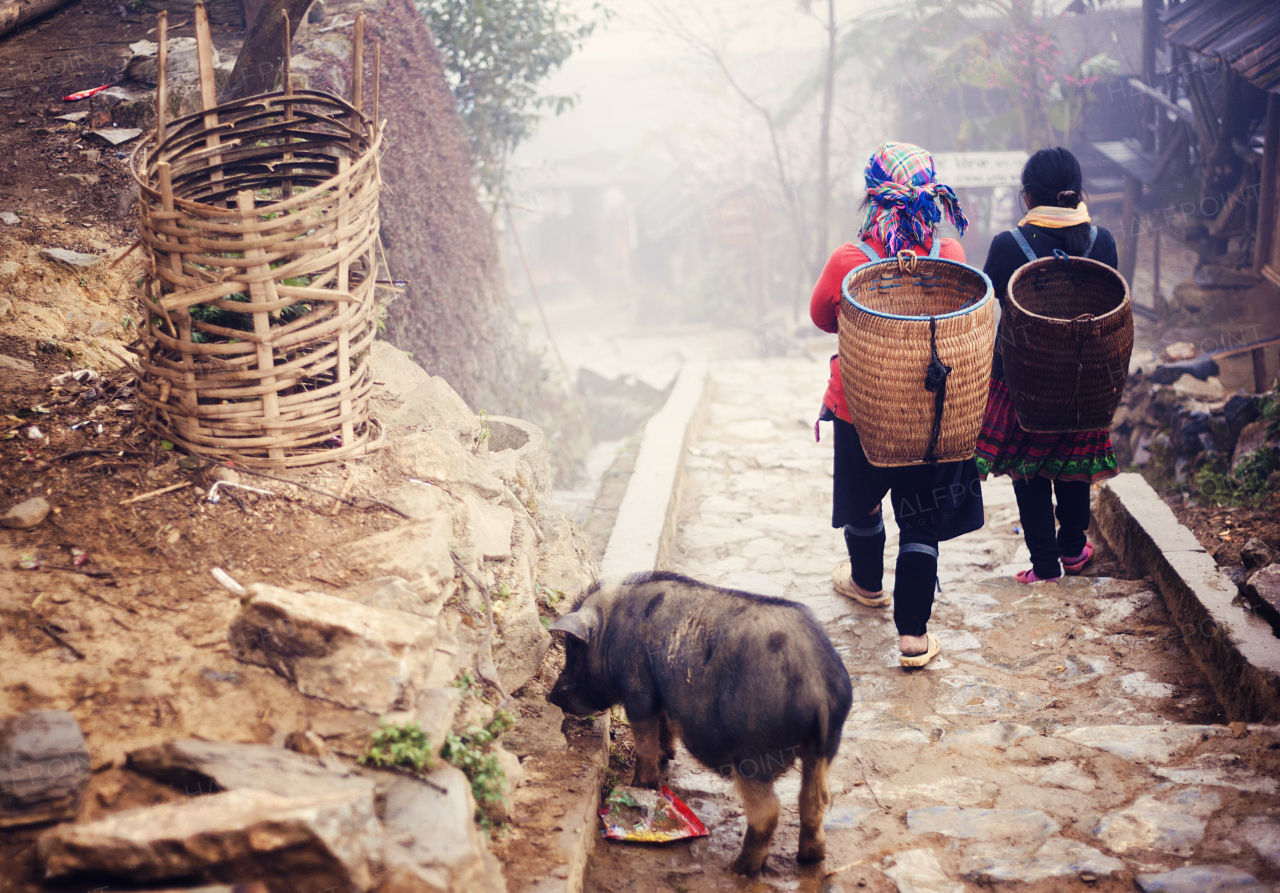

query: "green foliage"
xmin=361 ymin=721 xmax=435 ymax=773
xmin=442 ymin=711 xmax=515 ymax=815
xmin=414 ymin=0 xmax=608 ymax=193
xmin=1191 ymin=449 xmax=1279 ymax=508
xmin=452 ymin=669 xmax=477 ymax=693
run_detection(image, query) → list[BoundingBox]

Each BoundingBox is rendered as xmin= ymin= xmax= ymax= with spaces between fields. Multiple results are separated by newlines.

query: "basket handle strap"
xmin=922 ymin=316 xmax=952 ymax=465
xmin=1010 ymin=227 xmax=1037 ymax=263
xmin=896 ymin=250 xmax=918 ymax=274
xmin=854 ymin=238 xmax=881 ymax=262
xmin=1084 ymin=225 xmax=1098 ymax=258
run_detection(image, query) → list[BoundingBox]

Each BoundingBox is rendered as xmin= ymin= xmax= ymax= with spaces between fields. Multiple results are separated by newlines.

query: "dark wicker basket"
xmin=1003 ymin=253 xmax=1133 ymax=433
xmin=839 ymin=252 xmax=995 ymax=467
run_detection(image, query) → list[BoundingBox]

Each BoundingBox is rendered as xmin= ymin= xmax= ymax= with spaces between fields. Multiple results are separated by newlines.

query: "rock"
xmin=53 ymin=173 xmax=100 ymax=187
xmin=40 ymin=248 xmax=103 ymax=270
xmin=369 ymin=340 xmax=430 ymax=399
xmin=86 ymin=128 xmax=144 ymax=147
xmin=1194 ymin=265 xmax=1258 ymax=288
xmin=462 ymin=494 xmax=514 ymax=560
xmin=124 ymin=37 xmax=213 ymax=86
xmin=345 ymin=516 xmax=455 ymax=602
xmin=0 ymin=710 xmax=92 ymax=828
xmin=873 ymin=776 xmax=997 ymax=808
xmin=1241 ymin=564 xmax=1280 ymax=632
xmin=0 ymin=354 xmax=36 ymax=372
xmin=390 ymin=375 xmax=481 ymax=447
xmin=1129 ymin=347 xmax=1158 ymax=375
xmin=307 ymin=0 xmax=325 ymax=22
xmin=1118 ymin=671 xmax=1175 ymax=698
xmin=486 ymin=415 xmax=553 ymax=495
xmin=0 ymin=212 xmax=18 ymax=225
xmin=339 ymin=575 xmax=445 ymax=620
xmin=1241 ymin=816 xmax=1280 ymax=869
xmin=937 ymin=723 xmax=1036 ymax=752
xmin=1241 ymin=539 xmax=1273 ymax=571
xmin=1055 ymin=724 xmax=1226 ymax=763
xmin=907 ymin=806 xmax=1058 ymax=841
xmin=0 ymin=296 xmax=11 ymax=317
xmin=283 ymin=730 xmax=332 ymax=762
xmin=490 ymin=572 xmax=552 ymax=694
xmin=0 ymin=260 xmax=21 ymax=279
xmin=126 ymin=739 xmax=372 ymax=797
xmin=884 ymin=848 xmax=963 ymax=893
xmin=392 ymin=429 xmax=504 ymax=500
xmin=1163 ymin=340 xmax=1199 ymax=361
xmin=38 ymin=787 xmax=382 ymax=893
xmin=1172 ymin=374 xmax=1225 ymax=400
xmin=1232 ymin=420 xmax=1271 ymax=470
xmin=823 ymin=804 xmax=876 ymax=830
xmin=1153 ymin=753 xmax=1278 ymax=794
xmin=1152 ymin=355 xmax=1219 ymax=385
xmin=960 ymin=836 xmax=1123 ymax=883
xmin=1038 ymin=761 xmax=1096 ymax=792
xmin=402 ymin=686 xmax=463 ymax=753
xmin=229 ymin=583 xmax=439 ymax=714
xmin=1224 ymin=393 xmax=1260 ymax=436
xmin=535 ymin=551 xmax=595 ymax=613
xmin=378 ymin=766 xmax=506 ymax=893
xmin=1094 ymin=788 xmax=1221 ymax=855
xmin=1135 ymin=865 xmax=1265 ymax=892
xmin=1 ymin=496 xmax=50 ymax=528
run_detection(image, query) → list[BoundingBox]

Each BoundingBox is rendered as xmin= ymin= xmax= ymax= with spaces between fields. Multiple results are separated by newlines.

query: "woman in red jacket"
xmin=811 ymin=142 xmax=984 ymax=668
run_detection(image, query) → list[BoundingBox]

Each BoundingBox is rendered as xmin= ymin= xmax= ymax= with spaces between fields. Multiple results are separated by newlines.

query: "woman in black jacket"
xmin=975 ymin=147 xmax=1121 ymax=583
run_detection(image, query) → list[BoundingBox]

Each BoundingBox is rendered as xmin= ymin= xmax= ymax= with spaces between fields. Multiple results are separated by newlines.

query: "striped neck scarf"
xmin=1018 ymin=203 xmax=1091 ymax=228
xmin=859 ymin=142 xmax=968 ymax=256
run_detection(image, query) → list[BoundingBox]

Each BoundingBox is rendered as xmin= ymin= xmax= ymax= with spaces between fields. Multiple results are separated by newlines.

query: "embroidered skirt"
xmin=975 ymin=378 xmax=1119 ymax=483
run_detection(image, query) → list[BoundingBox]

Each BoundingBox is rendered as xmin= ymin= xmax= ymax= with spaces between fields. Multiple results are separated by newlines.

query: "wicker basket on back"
xmin=1002 ymin=253 xmax=1133 ymax=433
xmin=839 ymin=252 xmax=995 ymax=467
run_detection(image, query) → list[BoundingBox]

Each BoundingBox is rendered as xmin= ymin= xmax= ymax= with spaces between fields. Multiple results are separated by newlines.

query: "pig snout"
xmin=547 ymin=679 xmax=591 ymax=715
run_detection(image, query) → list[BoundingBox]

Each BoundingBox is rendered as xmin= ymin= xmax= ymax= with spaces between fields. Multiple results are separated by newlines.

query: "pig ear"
xmin=548 ymin=609 xmax=597 ymax=642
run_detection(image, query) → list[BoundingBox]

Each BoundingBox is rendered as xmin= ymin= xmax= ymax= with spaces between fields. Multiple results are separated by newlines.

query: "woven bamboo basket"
xmin=129 ymin=5 xmax=386 ymax=468
xmin=839 ymin=252 xmax=995 ymax=467
xmin=1003 ymin=253 xmax=1133 ymax=433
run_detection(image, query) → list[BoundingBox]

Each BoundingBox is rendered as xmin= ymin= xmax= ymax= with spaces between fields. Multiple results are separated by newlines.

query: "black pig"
xmin=547 ymin=571 xmax=852 ymax=875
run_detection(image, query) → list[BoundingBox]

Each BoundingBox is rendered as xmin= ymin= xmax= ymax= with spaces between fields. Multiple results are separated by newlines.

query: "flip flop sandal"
xmin=1062 ymin=541 xmax=1095 ymax=575
xmin=900 ymin=632 xmax=940 ymax=668
xmin=1016 ymin=568 xmax=1062 ymax=584
xmin=831 ymin=561 xmax=890 ymax=607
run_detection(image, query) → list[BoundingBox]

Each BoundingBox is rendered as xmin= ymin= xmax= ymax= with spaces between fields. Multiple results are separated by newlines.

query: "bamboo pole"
xmin=156 ymin=11 xmax=168 ymax=146
xmin=281 ymin=9 xmax=294 ymax=201
xmin=194 ymin=2 xmax=224 ymax=196
xmin=236 ymin=190 xmax=285 ymax=463
xmin=157 ymin=162 xmax=199 ymax=431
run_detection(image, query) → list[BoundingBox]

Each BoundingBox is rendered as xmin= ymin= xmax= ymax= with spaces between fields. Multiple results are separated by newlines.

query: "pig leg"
xmin=731 ymin=774 xmax=779 ymax=875
xmin=629 ymin=715 xmax=663 ymax=787
xmin=797 ymin=754 xmax=830 ymax=862
xmin=658 ymin=711 xmax=677 ymax=763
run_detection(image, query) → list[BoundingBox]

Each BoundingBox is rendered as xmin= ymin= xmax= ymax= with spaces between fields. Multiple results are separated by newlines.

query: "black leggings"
xmin=845 ymin=519 xmax=938 ymax=638
xmin=1013 ymin=477 xmax=1090 ymax=579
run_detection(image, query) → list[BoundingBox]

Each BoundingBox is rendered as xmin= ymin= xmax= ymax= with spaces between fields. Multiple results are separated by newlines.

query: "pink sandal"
xmin=1061 ymin=541 xmax=1095 ymax=575
xmin=1016 ymin=568 xmax=1061 ymax=584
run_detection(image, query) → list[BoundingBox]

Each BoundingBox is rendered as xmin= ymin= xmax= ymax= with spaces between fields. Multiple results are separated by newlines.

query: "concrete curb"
xmin=599 ymin=361 xmax=710 ymax=578
xmin=1094 ymin=473 xmax=1280 ymax=722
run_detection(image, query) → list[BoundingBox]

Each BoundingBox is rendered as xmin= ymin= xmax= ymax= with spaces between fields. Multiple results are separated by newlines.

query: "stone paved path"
xmin=585 ymin=356 xmax=1280 ymax=893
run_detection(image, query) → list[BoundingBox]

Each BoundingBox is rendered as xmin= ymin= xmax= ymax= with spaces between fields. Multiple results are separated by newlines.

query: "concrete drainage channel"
xmin=534 ymin=358 xmax=1280 ymax=893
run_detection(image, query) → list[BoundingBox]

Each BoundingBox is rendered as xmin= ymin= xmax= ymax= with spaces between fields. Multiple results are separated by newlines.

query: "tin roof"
xmin=1163 ymin=0 xmax=1280 ymax=94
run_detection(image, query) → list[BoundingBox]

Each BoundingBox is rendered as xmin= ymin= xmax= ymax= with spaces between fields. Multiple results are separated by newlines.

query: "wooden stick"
xmin=281 ymin=8 xmax=293 ymax=201
xmin=38 ymin=624 xmax=85 ymax=660
xmin=372 ymin=38 xmax=380 ymax=135
xmin=157 ymin=161 xmax=199 ymax=437
xmin=194 ymin=453 xmax=409 ymax=518
xmin=349 ymin=12 xmax=363 ymax=153
xmin=156 ymin=11 xmax=169 ymax=146
xmin=121 ymin=481 xmax=191 ymax=504
xmin=193 ymin=2 xmax=224 ymax=195
xmin=449 ymin=548 xmax=510 ymax=705
xmin=236 ymin=190 xmax=286 ymax=464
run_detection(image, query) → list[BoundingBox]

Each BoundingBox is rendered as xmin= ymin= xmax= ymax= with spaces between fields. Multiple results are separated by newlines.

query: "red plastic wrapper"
xmin=599 ymin=785 xmax=709 ymax=843
xmin=63 ymin=85 xmax=110 ymax=101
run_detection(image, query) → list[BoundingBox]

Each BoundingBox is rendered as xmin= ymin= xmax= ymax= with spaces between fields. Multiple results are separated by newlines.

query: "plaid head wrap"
xmin=859 ymin=142 xmax=968 ymax=256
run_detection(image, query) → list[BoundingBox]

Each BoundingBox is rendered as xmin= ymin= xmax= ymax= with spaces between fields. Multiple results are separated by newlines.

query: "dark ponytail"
xmin=1021 ymin=147 xmax=1090 ymax=256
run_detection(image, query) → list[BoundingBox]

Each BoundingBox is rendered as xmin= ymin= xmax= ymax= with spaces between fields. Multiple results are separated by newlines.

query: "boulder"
xmin=126 ymin=739 xmax=372 ymax=797
xmin=229 ymin=583 xmax=439 ymax=714
xmin=0 ymin=710 xmax=91 ymax=828
xmin=392 ymin=429 xmax=504 ymax=500
xmin=1232 ymin=419 xmax=1272 ymax=470
xmin=338 ymin=575 xmax=447 ymax=621
xmin=380 ymin=686 xmax=463 ymax=754
xmin=1241 ymin=564 xmax=1280 ymax=633
xmin=390 ymin=376 xmax=482 ymax=448
xmin=461 ymin=494 xmax=514 ymax=560
xmin=1 ymin=496 xmax=50 ymax=529
xmin=485 ymin=416 xmax=553 ymax=496
xmin=1242 ymin=539 xmax=1274 ymax=571
xmin=489 ymin=555 xmax=551 ymax=694
xmin=40 ymin=248 xmax=103 ymax=270
xmin=123 ymin=37 xmax=217 ymax=86
xmin=369 ymin=340 xmax=430 ymax=400
xmin=377 ymin=766 xmax=506 ymax=893
xmin=38 ymin=787 xmax=381 ymax=893
xmin=1172 ymin=374 xmax=1224 ymax=400
xmin=344 ymin=516 xmax=455 ymax=603
xmin=388 ymin=480 xmax=455 ymax=522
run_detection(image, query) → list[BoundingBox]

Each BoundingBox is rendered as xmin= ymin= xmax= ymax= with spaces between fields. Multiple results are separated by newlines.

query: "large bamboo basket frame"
xmin=130 ymin=3 xmax=387 ymax=468
xmin=839 ymin=252 xmax=995 ymax=467
xmin=1002 ymin=253 xmax=1133 ymax=433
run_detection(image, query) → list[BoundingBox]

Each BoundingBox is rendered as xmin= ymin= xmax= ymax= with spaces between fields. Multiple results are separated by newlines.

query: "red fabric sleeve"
xmin=809 ymin=243 xmax=872 ymax=333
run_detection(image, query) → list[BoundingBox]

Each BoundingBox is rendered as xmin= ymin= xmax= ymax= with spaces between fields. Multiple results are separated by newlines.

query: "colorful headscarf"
xmin=859 ymin=142 xmax=968 ymax=256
